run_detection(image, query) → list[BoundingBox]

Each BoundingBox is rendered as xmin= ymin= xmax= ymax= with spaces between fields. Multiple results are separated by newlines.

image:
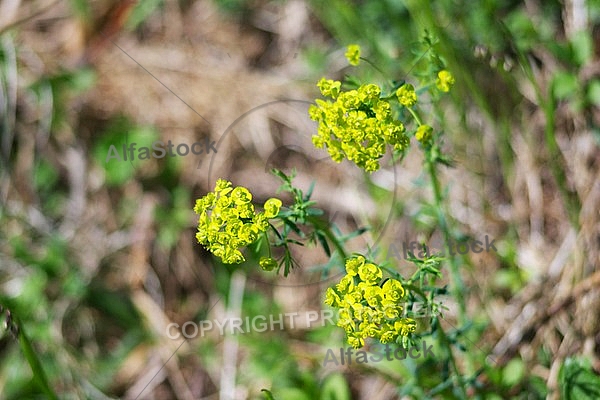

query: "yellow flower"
xmin=263 ymin=198 xmax=282 ymax=218
xmin=345 ymin=44 xmax=361 ymax=66
xmin=235 ymin=203 xmax=254 ymax=219
xmin=342 ymin=292 xmax=360 ymax=309
xmin=215 ymin=179 xmax=232 ymax=194
xmin=415 ymin=124 xmax=433 ymax=144
xmin=324 ymin=255 xmax=415 ymax=349
xmin=363 ymin=285 xmax=382 ymax=307
xmin=359 ymin=322 xmax=379 ymax=337
xmin=396 ymin=83 xmax=418 ymax=107
xmin=338 ymin=308 xmax=353 ymax=324
xmin=310 ymin=82 xmax=410 ymax=172
xmin=380 ymin=330 xmax=396 ymax=344
xmin=348 ymin=334 xmax=364 ymax=349
xmin=325 ymin=287 xmax=341 ymax=306
xmin=317 ymin=78 xmax=341 ymax=99
xmin=358 ymin=262 xmax=382 ymax=284
xmin=259 ymin=256 xmax=278 ymax=271
xmin=382 ymin=304 xmax=400 ymax=319
xmin=231 ymin=186 xmax=252 ymax=204
xmin=436 ymin=70 xmax=455 ymax=92
xmin=382 ymin=279 xmax=405 ymax=301
xmin=394 ymin=318 xmax=417 ymax=336
xmin=194 ymin=180 xmax=282 ymax=264
xmin=253 ymin=213 xmax=269 ymax=231
xmin=336 ymin=275 xmax=355 ymax=294
xmin=345 ymin=255 xmax=364 ymax=276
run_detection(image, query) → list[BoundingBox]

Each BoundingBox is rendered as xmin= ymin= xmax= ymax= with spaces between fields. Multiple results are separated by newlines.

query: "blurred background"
xmin=1 ymin=0 xmax=600 ymax=399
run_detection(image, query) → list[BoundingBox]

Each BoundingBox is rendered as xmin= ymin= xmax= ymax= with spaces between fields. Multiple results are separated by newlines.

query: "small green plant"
xmin=559 ymin=358 xmax=600 ymax=400
xmin=192 ymin=40 xmax=487 ymax=397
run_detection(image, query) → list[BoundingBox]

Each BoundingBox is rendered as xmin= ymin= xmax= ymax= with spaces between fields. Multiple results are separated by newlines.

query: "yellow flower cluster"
xmin=194 ymin=179 xmax=282 ymax=264
xmin=415 ymin=124 xmax=433 ymax=144
xmin=396 ymin=83 xmax=418 ymax=107
xmin=436 ymin=70 xmax=455 ymax=92
xmin=309 ymin=79 xmax=409 ymax=172
xmin=345 ymin=44 xmax=361 ymax=66
xmin=325 ymin=255 xmax=416 ymax=349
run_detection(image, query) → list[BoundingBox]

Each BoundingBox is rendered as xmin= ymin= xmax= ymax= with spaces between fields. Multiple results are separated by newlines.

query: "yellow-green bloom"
xmin=345 ymin=255 xmax=364 ymax=276
xmin=263 ymin=198 xmax=282 ymax=218
xmin=382 ymin=279 xmax=405 ymax=300
xmin=324 ymin=255 xmax=415 ymax=349
xmin=254 ymin=213 xmax=269 ymax=231
xmin=259 ymin=256 xmax=278 ymax=271
xmin=338 ymin=308 xmax=353 ymax=326
xmin=325 ymin=287 xmax=341 ymax=306
xmin=415 ymin=124 xmax=433 ymax=144
xmin=215 ymin=179 xmax=232 ymax=194
xmin=231 ymin=186 xmax=252 ymax=204
xmin=358 ymin=262 xmax=382 ymax=284
xmin=436 ymin=70 xmax=455 ymax=92
xmin=310 ymin=82 xmax=409 ymax=172
xmin=336 ymin=275 xmax=355 ymax=294
xmin=380 ymin=330 xmax=396 ymax=344
xmin=194 ymin=180 xmax=282 ymax=264
xmin=348 ymin=334 xmax=364 ymax=349
xmin=396 ymin=83 xmax=417 ymax=107
xmin=394 ymin=318 xmax=417 ymax=336
xmin=383 ymin=304 xmax=400 ymax=319
xmin=317 ymin=78 xmax=341 ymax=99
xmin=359 ymin=322 xmax=380 ymax=337
xmin=345 ymin=44 xmax=361 ymax=66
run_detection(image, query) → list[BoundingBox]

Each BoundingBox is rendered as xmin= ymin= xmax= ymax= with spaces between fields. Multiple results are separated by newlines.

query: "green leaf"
xmin=502 ymin=358 xmax=525 ymax=386
xmin=552 ymin=72 xmax=579 ymax=101
xmin=306 ymin=208 xmax=324 ymax=217
xmin=336 ymin=227 xmax=369 ymax=242
xmin=261 ymin=389 xmax=276 ymax=400
xmin=282 ymin=251 xmax=293 ymax=276
xmin=269 ymin=388 xmax=310 ymax=400
xmin=342 ymin=75 xmax=362 ymax=89
xmin=271 ymin=168 xmax=289 ymax=183
xmin=587 ymin=80 xmax=600 ymax=106
xmin=304 ymin=181 xmax=316 ymax=201
xmin=17 ymin=322 xmax=59 ymax=400
xmin=68 ymin=0 xmax=91 ymax=19
xmin=570 ymin=31 xmax=593 ymax=67
xmin=320 ymin=373 xmax=351 ymax=400
xmin=316 ymin=230 xmax=331 ymax=257
xmin=282 ymin=217 xmax=303 ymax=236
xmin=528 ymin=375 xmax=549 ymax=397
xmin=33 ymin=159 xmax=59 ymax=193
xmin=126 ymin=0 xmax=164 ymax=31
xmin=559 ymin=357 xmax=600 ymax=400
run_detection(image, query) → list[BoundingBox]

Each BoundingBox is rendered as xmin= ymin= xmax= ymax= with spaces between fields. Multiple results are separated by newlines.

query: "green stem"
xmin=434 ymin=316 xmax=466 ymax=397
xmin=380 ymin=265 xmax=403 ymax=280
xmin=426 ymin=152 xmax=468 ymax=318
xmin=541 ymin=83 xmax=581 ymax=229
xmin=263 ymin=230 xmax=273 ymax=258
xmin=426 ymin=157 xmax=453 ymax=282
xmin=307 ymin=215 xmax=348 ymax=261
xmin=425 ymin=148 xmax=470 ymax=398
xmin=359 ymin=57 xmax=393 ymax=86
xmin=407 ymin=107 xmax=423 ymax=126
xmin=17 ymin=320 xmax=59 ymax=400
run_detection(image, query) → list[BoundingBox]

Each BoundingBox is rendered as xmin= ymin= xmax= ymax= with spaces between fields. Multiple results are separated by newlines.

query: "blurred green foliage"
xmin=559 ymin=358 xmax=600 ymax=400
